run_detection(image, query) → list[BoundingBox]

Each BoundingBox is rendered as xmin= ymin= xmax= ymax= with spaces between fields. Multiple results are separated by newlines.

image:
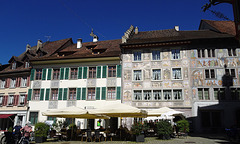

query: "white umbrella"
xmin=147 ymin=107 xmax=184 ymax=117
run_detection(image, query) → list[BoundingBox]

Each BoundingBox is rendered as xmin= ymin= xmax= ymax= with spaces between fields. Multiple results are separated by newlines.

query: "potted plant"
xmin=131 ymin=121 xmax=149 ymax=142
xmin=176 ymin=119 xmax=189 ymax=134
xmin=156 ymin=120 xmax=173 ymax=140
xmin=35 ymin=122 xmax=50 ymax=143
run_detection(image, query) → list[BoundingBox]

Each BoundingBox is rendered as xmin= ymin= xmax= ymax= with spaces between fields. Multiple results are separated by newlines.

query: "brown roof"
xmin=200 ymin=19 xmax=236 ymax=35
xmin=31 ymin=39 xmax=122 ymax=61
xmin=124 ymin=29 xmax=234 ymax=45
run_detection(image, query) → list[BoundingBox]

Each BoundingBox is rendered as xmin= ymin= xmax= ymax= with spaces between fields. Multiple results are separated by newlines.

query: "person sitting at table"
xmin=98 ymin=126 xmax=105 ymax=131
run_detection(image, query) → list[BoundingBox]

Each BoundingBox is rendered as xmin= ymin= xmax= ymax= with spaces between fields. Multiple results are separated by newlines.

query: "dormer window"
xmin=12 ymin=62 xmax=16 ymax=69
xmin=25 ymin=61 xmax=30 ymax=68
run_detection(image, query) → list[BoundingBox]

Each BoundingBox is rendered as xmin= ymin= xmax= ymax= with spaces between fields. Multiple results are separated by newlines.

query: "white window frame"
xmin=19 ymin=94 xmax=25 ymax=105
xmin=197 ymin=49 xmax=205 ymax=58
xmin=133 ymin=51 xmax=142 ymax=62
xmin=173 ymin=89 xmax=182 ymax=100
xmin=0 ymin=79 xmax=5 ymax=88
xmin=153 ymin=90 xmax=161 ymax=100
xmin=143 ymin=90 xmax=152 ymax=101
xmin=207 ymin=49 xmax=215 ymax=58
xmin=228 ymin=48 xmax=237 ymax=57
xmin=133 ymin=90 xmax=142 ymax=100
xmin=152 ymin=69 xmax=161 ymax=81
xmin=21 ymin=77 xmax=27 ymax=87
xmin=0 ymin=95 xmax=3 ymax=105
xmin=171 ymin=49 xmax=181 ymax=60
xmin=151 ymin=50 xmax=161 ymax=61
xmin=107 ymin=87 xmax=116 ymax=100
xmin=10 ymin=78 xmax=16 ymax=88
xmin=163 ymin=90 xmax=172 ymax=100
xmin=133 ymin=70 xmax=142 ymax=81
xmin=198 ymin=88 xmax=210 ymax=100
xmin=205 ymin=69 xmax=216 ymax=79
xmin=172 ymin=68 xmax=182 ymax=80
xmin=8 ymin=95 xmax=14 ymax=105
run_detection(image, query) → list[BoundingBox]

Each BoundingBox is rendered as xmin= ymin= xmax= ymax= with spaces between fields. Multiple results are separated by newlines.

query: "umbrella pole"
xmin=71 ymin=118 xmax=73 ymax=140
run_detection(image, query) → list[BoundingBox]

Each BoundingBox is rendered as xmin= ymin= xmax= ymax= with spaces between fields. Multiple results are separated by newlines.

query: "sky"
xmin=0 ymin=0 xmax=234 ymax=64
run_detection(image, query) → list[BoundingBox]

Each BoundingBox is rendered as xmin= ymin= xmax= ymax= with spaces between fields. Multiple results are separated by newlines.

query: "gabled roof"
xmin=8 ymin=56 xmax=23 ymax=64
xmin=199 ymin=19 xmax=236 ymax=36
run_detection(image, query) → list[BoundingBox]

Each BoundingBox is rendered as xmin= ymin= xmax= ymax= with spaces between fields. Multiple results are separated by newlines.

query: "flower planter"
xmin=136 ymin=134 xmax=144 ymax=142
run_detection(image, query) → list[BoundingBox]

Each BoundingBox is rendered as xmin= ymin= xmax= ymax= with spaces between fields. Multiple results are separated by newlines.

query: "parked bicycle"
xmin=0 ymin=131 xmax=14 ymax=144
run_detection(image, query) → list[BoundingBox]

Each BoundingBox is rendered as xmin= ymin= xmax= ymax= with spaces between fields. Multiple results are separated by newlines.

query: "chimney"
xmin=135 ymin=26 xmax=138 ymax=34
xmin=174 ymin=26 xmax=179 ymax=31
xmin=93 ymin=35 xmax=98 ymax=42
xmin=77 ymin=38 xmax=82 ymax=48
xmin=37 ymin=40 xmax=42 ymax=50
xmin=26 ymin=44 xmax=31 ymax=51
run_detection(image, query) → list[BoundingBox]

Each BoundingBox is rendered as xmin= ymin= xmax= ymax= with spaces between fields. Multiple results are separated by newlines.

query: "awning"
xmin=0 ymin=114 xmax=14 ymax=118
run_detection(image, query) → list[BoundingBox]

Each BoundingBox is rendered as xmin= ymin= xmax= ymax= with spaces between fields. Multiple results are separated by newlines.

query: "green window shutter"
xmin=27 ymin=89 xmax=32 ymax=101
xmin=82 ymin=88 xmax=86 ymax=100
xmin=65 ymin=68 xmax=70 ymax=80
xmin=47 ymin=69 xmax=52 ymax=80
xmin=60 ymin=68 xmax=65 ymax=80
xmin=116 ymin=87 xmax=121 ymax=100
xmin=77 ymin=88 xmax=81 ymax=100
xmin=97 ymin=66 xmax=101 ymax=78
xmin=63 ymin=88 xmax=68 ymax=100
xmin=42 ymin=69 xmax=47 ymax=80
xmin=40 ymin=89 xmax=45 ymax=101
xmin=102 ymin=66 xmax=107 ymax=78
xmin=78 ymin=67 xmax=83 ymax=79
xmin=58 ymin=88 xmax=63 ymax=100
xmin=83 ymin=67 xmax=88 ymax=79
xmin=45 ymin=89 xmax=50 ymax=100
xmin=117 ymin=65 xmax=122 ymax=78
xmin=101 ymin=87 xmax=106 ymax=100
xmin=30 ymin=69 xmax=35 ymax=81
xmin=96 ymin=87 xmax=100 ymax=100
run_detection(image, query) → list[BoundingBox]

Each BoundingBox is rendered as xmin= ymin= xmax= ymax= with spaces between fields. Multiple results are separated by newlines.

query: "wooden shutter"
xmin=40 ymin=89 xmax=45 ymax=101
xmin=45 ymin=89 xmax=50 ymax=100
xmin=82 ymin=88 xmax=86 ymax=100
xmin=60 ymin=68 xmax=65 ymax=80
xmin=97 ymin=66 xmax=101 ymax=78
xmin=78 ymin=67 xmax=82 ymax=79
xmin=77 ymin=88 xmax=81 ymax=100
xmin=24 ymin=95 xmax=27 ymax=105
xmin=117 ymin=65 xmax=122 ymax=78
xmin=65 ymin=68 xmax=69 ymax=80
xmin=96 ymin=87 xmax=100 ymax=100
xmin=17 ymin=77 xmax=21 ymax=87
xmin=101 ymin=87 xmax=106 ymax=100
xmin=63 ymin=88 xmax=68 ymax=100
xmin=27 ymin=89 xmax=32 ymax=101
xmin=102 ymin=66 xmax=107 ymax=78
xmin=30 ymin=69 xmax=35 ymax=81
xmin=47 ymin=69 xmax=52 ymax=80
xmin=3 ymin=95 xmax=8 ymax=106
xmin=83 ymin=67 xmax=88 ymax=79
xmin=42 ymin=69 xmax=47 ymax=80
xmin=14 ymin=95 xmax=19 ymax=106
xmin=26 ymin=76 xmax=30 ymax=87
xmin=116 ymin=87 xmax=121 ymax=100
xmin=58 ymin=88 xmax=63 ymax=100
xmin=5 ymin=78 xmax=10 ymax=88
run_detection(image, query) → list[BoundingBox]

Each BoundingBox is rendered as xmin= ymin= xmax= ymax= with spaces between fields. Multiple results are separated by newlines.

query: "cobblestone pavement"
xmin=40 ymin=134 xmax=236 ymax=144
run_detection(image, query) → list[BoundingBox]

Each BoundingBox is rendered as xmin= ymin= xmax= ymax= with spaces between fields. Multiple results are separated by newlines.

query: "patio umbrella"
xmin=42 ymin=106 xmax=109 ymax=119
xmin=147 ymin=107 xmax=183 ymax=117
xmin=91 ymin=103 xmax=147 ymax=118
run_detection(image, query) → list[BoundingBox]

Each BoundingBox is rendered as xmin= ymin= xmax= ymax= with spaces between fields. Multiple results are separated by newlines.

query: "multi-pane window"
xmin=108 ymin=66 xmax=116 ymax=77
xmin=152 ymin=50 xmax=161 ymax=60
xmin=228 ymin=48 xmax=237 ymax=56
xmin=225 ymin=69 xmax=236 ymax=78
xmin=107 ymin=87 xmax=116 ymax=100
xmin=33 ymin=89 xmax=40 ymax=100
xmin=68 ymin=88 xmax=76 ymax=100
xmin=171 ymin=49 xmax=180 ymax=59
xmin=214 ymin=88 xmax=225 ymax=100
xmin=153 ymin=90 xmax=161 ymax=100
xmin=24 ymin=61 xmax=30 ymax=68
xmin=89 ymin=67 xmax=96 ymax=78
xmin=0 ymin=79 xmax=5 ymax=88
xmin=173 ymin=90 xmax=182 ymax=100
xmin=172 ymin=68 xmax=182 ymax=79
xmin=152 ymin=69 xmax=161 ymax=80
xmin=205 ymin=69 xmax=215 ymax=79
xmin=197 ymin=49 xmax=205 ymax=58
xmin=10 ymin=78 xmax=16 ymax=88
xmin=53 ymin=69 xmax=60 ymax=80
xmin=12 ymin=62 xmax=16 ymax=69
xmin=133 ymin=51 xmax=142 ymax=61
xmin=8 ymin=95 xmax=14 ymax=105
xmin=163 ymin=90 xmax=172 ymax=100
xmin=134 ymin=90 xmax=142 ymax=100
xmin=87 ymin=88 xmax=95 ymax=100
xmin=207 ymin=49 xmax=215 ymax=58
xmin=51 ymin=89 xmax=58 ymax=100
xmin=70 ymin=68 xmax=78 ymax=79
xmin=19 ymin=94 xmax=25 ymax=105
xmin=143 ymin=90 xmax=151 ymax=100
xmin=133 ymin=70 xmax=142 ymax=81
xmin=198 ymin=88 xmax=210 ymax=100
xmin=21 ymin=77 xmax=27 ymax=87
xmin=230 ymin=88 xmax=240 ymax=100
xmin=35 ymin=69 xmax=42 ymax=80
xmin=29 ymin=112 xmax=38 ymax=125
